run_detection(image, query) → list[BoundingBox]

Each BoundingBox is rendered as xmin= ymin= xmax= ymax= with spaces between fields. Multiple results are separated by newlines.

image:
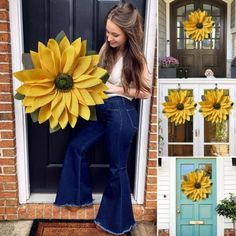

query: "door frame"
xmin=9 ymin=0 xmax=156 ymax=204
xmin=164 ymin=0 xmax=232 ymax=77
xmin=168 ymin=157 xmax=224 ymax=236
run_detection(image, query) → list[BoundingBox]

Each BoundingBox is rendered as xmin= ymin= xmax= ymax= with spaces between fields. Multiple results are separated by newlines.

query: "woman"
xmin=55 ymin=3 xmax=151 ymax=235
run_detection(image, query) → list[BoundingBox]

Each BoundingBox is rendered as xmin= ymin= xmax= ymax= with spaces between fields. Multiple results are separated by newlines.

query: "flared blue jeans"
xmin=54 ymin=96 xmax=139 ymax=235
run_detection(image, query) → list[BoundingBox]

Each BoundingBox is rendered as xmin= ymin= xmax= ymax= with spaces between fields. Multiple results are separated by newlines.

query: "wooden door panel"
xmin=23 ymin=0 xmax=146 ymax=193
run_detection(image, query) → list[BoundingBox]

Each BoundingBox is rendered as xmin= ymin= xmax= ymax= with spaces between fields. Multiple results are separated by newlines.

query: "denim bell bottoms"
xmin=54 ymin=96 xmax=139 ymax=235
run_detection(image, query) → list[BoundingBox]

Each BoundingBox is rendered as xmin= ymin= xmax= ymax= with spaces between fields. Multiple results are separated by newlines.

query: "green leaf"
xmin=22 ymin=53 xmax=33 ymax=69
xmin=89 ymin=106 xmax=97 ymax=121
xmin=30 ymin=109 xmax=39 ymax=123
xmin=14 ymin=92 xmax=25 ymax=100
xmin=86 ymin=50 xmax=97 ymax=56
xmin=101 ymin=72 xmax=109 ymax=83
xmin=55 ymin=31 xmax=66 ymax=44
xmin=49 ymin=124 xmax=61 ymax=133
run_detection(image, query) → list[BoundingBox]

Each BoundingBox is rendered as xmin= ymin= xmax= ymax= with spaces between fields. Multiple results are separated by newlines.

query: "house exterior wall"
xmin=0 ymin=0 xmax=157 ymax=221
xmin=158 ymin=0 xmax=166 ymax=59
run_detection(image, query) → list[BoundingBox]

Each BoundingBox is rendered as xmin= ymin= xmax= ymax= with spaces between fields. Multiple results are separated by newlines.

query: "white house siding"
xmin=223 ymin=158 xmax=236 ymax=228
xmin=157 ymin=158 xmax=170 ymax=230
xmin=158 ymin=0 xmax=166 ymax=58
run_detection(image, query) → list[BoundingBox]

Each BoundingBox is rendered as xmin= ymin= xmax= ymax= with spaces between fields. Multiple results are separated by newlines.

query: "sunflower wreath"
xmin=199 ymin=89 xmax=234 ymax=123
xmin=181 ymin=169 xmax=212 ymax=202
xmin=183 ymin=10 xmax=214 ymax=41
xmin=14 ymin=31 xmax=109 ymax=132
xmin=162 ymin=90 xmax=197 ymax=125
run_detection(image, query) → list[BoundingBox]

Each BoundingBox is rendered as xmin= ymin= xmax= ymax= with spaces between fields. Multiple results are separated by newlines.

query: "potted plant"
xmin=231 ymin=58 xmax=236 ymax=78
xmin=159 ymin=56 xmax=179 ymax=78
xmin=216 ymin=193 xmax=236 ymax=236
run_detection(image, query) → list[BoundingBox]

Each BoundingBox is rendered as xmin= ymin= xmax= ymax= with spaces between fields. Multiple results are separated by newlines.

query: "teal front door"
xmin=176 ymin=158 xmax=217 ymax=236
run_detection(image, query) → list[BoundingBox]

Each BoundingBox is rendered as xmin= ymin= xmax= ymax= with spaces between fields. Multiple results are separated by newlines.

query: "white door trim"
xmin=9 ymin=0 xmax=156 ymax=204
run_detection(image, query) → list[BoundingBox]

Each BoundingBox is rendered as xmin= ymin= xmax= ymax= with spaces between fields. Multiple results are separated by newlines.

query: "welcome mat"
xmin=29 ymin=219 xmax=131 ymax=236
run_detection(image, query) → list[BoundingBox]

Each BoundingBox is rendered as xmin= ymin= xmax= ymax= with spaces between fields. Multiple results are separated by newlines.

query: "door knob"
xmin=176 ymin=207 xmax=180 ymax=214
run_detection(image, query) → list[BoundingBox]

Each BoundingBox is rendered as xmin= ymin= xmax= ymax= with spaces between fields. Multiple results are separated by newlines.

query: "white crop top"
xmin=105 ymin=57 xmax=132 ymax=100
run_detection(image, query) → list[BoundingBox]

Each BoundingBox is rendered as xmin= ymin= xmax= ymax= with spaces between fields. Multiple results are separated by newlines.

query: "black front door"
xmin=22 ymin=0 xmax=146 ymax=193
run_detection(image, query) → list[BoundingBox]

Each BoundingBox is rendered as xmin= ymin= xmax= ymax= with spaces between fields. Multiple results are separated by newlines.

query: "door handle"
xmin=189 ymin=220 xmax=204 ymax=225
xmin=176 ymin=207 xmax=180 ymax=214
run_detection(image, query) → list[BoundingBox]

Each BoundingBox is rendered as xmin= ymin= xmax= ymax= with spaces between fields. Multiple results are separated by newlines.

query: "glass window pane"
xmin=168 ymin=122 xmax=193 ymax=142
xmin=215 ymin=39 xmax=220 ymax=49
xmin=204 ymin=144 xmax=229 ymax=156
xmin=169 ymin=145 xmax=193 ymax=156
xmin=177 ymin=6 xmax=185 ymax=16
xmin=199 ymin=164 xmax=212 ymax=178
xmin=212 ymin=6 xmax=220 ymax=16
xmin=213 ymin=17 xmax=221 ymax=27
xmin=186 ymin=39 xmax=195 ymax=49
xmin=181 ymin=164 xmax=194 ymax=177
xmin=202 ymin=39 xmax=212 ymax=49
xmin=177 ymin=39 xmax=185 ymax=49
xmin=204 ymin=120 xmax=229 ymax=142
xmin=186 ymin=4 xmax=194 ymax=16
xmin=215 ymin=27 xmax=220 ymax=38
xmin=177 ymin=27 xmax=185 ymax=38
xmin=177 ymin=17 xmax=184 ymax=27
xmin=203 ymin=4 xmax=211 ymax=15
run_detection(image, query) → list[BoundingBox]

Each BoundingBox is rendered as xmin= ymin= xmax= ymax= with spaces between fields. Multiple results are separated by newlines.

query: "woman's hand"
xmin=105 ymin=82 xmax=150 ymax=99
xmin=105 ymin=82 xmax=121 ymax=94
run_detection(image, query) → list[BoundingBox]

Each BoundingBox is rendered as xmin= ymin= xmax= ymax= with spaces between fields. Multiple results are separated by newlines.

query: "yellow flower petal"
xmin=38 ymin=42 xmax=57 ymax=75
xmin=30 ymin=51 xmax=41 ymax=68
xmin=89 ymin=67 xmax=107 ymax=79
xmin=79 ymin=104 xmax=90 ymax=120
xmin=68 ymin=91 xmax=79 ymax=116
xmin=90 ymin=91 xmax=104 ymax=104
xmin=73 ymin=56 xmax=92 ymax=78
xmin=61 ymin=46 xmax=75 ymax=74
xmin=51 ymin=93 xmax=64 ymax=120
xmin=47 ymin=39 xmax=61 ymax=74
xmin=71 ymin=37 xmax=82 ymax=56
xmin=80 ymin=89 xmax=95 ymax=105
xmin=79 ymin=40 xmax=87 ymax=57
xmin=26 ymin=84 xmax=55 ymax=96
xmin=68 ymin=113 xmax=77 ymax=128
xmin=75 ymin=78 xmax=101 ymax=88
xmin=58 ymin=108 xmax=69 ymax=129
xmin=38 ymin=103 xmax=52 ymax=124
xmin=13 ymin=69 xmax=50 ymax=83
xmin=72 ymin=88 xmax=86 ymax=105
xmin=59 ymin=36 xmax=70 ymax=54
xmin=16 ymin=84 xmax=32 ymax=95
xmin=49 ymin=115 xmax=59 ymax=129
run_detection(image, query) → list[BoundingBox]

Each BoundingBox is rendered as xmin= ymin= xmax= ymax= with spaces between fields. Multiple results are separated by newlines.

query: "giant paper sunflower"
xmin=183 ymin=10 xmax=214 ymax=41
xmin=14 ymin=32 xmax=108 ymax=132
xmin=199 ymin=90 xmax=233 ymax=123
xmin=182 ymin=170 xmax=212 ymax=202
xmin=162 ymin=90 xmax=196 ymax=125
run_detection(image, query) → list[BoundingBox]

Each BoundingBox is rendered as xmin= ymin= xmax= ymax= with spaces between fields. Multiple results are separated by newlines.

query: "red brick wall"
xmin=0 ymin=0 xmax=157 ymax=221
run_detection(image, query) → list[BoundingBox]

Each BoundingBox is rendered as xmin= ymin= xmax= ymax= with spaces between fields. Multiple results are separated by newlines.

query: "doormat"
xmin=29 ymin=219 xmax=131 ymax=236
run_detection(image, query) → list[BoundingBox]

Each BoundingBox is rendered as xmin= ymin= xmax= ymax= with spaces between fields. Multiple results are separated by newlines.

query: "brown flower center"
xmin=194 ymin=182 xmax=201 ymax=189
xmin=55 ymin=73 xmax=73 ymax=92
xmin=176 ymin=103 xmax=184 ymax=110
xmin=196 ymin=23 xmax=203 ymax=29
xmin=213 ymin=103 xmax=221 ymax=110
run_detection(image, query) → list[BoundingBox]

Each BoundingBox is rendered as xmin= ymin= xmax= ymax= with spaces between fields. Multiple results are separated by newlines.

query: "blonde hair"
xmin=102 ymin=3 xmax=150 ymax=95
